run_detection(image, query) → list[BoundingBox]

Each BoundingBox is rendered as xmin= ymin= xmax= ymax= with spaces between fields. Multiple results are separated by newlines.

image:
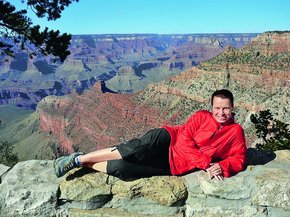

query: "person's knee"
xmin=107 ymin=160 xmax=131 ymax=180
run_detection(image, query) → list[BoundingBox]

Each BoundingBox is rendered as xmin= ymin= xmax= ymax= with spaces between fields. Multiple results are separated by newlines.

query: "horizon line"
xmin=71 ymin=32 xmax=262 ymax=36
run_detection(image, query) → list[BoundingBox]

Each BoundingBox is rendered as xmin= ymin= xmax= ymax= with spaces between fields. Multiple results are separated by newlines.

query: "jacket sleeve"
xmin=218 ymin=126 xmax=247 ymax=177
xmin=174 ymin=111 xmax=212 ymax=172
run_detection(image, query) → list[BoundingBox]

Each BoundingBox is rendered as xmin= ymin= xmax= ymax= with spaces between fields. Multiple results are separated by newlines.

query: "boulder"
xmin=185 ymin=150 xmax=290 ymax=217
xmin=59 ymin=169 xmax=187 ymax=216
xmin=0 ymin=160 xmax=61 ymax=217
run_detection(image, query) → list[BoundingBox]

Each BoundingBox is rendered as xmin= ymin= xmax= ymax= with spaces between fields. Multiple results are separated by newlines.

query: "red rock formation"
xmin=37 ymin=82 xmax=175 ymax=153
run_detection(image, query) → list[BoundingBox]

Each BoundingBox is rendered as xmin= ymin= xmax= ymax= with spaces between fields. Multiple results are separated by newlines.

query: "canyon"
xmin=0 ymin=33 xmax=257 ymax=109
xmin=0 ymin=32 xmax=288 ymax=160
xmin=0 ymin=31 xmax=289 ymax=217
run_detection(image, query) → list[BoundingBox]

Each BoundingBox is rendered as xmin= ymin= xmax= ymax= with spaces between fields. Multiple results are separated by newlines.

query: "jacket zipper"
xmin=210 ymin=125 xmax=223 ymax=140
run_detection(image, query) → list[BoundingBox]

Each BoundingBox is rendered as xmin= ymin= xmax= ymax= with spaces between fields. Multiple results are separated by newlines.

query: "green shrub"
xmin=250 ymin=109 xmax=290 ymax=151
xmin=0 ymin=141 xmax=19 ymax=167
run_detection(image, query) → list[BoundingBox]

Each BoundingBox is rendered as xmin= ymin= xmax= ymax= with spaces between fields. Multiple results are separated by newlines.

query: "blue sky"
xmin=14 ymin=0 xmax=290 ymax=35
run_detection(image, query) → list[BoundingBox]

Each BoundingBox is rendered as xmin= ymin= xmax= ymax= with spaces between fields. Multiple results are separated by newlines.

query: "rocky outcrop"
xmin=0 ymin=161 xmax=60 ymax=217
xmin=0 ymin=150 xmax=289 ymax=216
xmin=199 ymin=32 xmax=290 ymax=74
xmin=37 ymin=82 xmax=170 ymax=153
xmin=250 ymin=32 xmax=290 ymax=54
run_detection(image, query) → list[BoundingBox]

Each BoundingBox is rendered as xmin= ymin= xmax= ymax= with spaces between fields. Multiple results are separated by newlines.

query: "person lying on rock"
xmin=54 ymin=89 xmax=247 ymax=181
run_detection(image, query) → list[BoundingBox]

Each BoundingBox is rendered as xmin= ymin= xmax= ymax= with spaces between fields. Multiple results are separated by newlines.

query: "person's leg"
xmin=91 ymin=161 xmax=107 ymax=173
xmin=80 ymin=147 xmax=122 ymax=165
xmin=95 ymin=129 xmax=172 ymax=180
xmin=54 ymin=128 xmax=170 ymax=178
xmin=78 ymin=128 xmax=170 ymax=170
xmin=105 ymin=159 xmax=171 ymax=180
xmin=54 ymin=147 xmax=121 ymax=177
xmin=118 ymin=128 xmax=171 ymax=169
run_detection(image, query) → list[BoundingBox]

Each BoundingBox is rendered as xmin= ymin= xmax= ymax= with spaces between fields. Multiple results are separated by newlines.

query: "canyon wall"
xmin=0 ymin=33 xmax=257 ymax=108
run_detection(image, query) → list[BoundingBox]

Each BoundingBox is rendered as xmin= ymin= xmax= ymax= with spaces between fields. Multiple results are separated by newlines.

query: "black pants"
xmin=107 ymin=128 xmax=171 ymax=180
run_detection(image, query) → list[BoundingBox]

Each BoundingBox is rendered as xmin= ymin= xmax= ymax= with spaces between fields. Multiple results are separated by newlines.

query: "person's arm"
xmin=174 ymin=111 xmax=212 ymax=173
xmin=218 ymin=127 xmax=247 ymax=177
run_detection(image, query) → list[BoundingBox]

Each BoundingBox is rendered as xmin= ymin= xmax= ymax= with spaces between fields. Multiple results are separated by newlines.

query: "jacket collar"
xmin=211 ymin=112 xmax=235 ymax=128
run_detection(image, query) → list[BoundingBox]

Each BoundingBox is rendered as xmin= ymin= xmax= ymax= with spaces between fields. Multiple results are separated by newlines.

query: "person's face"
xmin=212 ymin=96 xmax=233 ymax=123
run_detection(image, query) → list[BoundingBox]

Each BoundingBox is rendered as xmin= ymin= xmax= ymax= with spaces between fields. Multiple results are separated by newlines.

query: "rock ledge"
xmin=0 ymin=150 xmax=289 ymax=217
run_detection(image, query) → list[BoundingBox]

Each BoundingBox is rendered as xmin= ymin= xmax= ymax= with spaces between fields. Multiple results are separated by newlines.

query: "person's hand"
xmin=206 ymin=163 xmax=224 ymax=181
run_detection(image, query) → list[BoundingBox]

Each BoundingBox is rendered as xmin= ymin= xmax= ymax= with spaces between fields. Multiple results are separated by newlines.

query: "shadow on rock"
xmin=65 ymin=167 xmax=141 ymax=182
xmin=246 ymin=148 xmax=276 ymax=166
xmin=66 ymin=167 xmax=96 ymax=181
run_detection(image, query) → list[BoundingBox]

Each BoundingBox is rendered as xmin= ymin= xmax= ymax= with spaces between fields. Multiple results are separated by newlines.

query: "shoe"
xmin=54 ymin=152 xmax=84 ymax=177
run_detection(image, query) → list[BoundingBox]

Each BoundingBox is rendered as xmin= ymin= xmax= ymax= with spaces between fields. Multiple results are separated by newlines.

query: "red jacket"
xmin=163 ymin=110 xmax=247 ymax=177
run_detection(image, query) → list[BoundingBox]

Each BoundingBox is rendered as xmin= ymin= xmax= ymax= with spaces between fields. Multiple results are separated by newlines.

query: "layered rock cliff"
xmin=0 ymin=33 xmax=257 ymax=108
xmin=199 ymin=32 xmax=290 ymax=74
xmin=37 ymin=82 xmax=172 ymax=153
xmin=250 ymin=32 xmax=290 ymax=54
xmin=0 ymin=150 xmax=289 ymax=216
